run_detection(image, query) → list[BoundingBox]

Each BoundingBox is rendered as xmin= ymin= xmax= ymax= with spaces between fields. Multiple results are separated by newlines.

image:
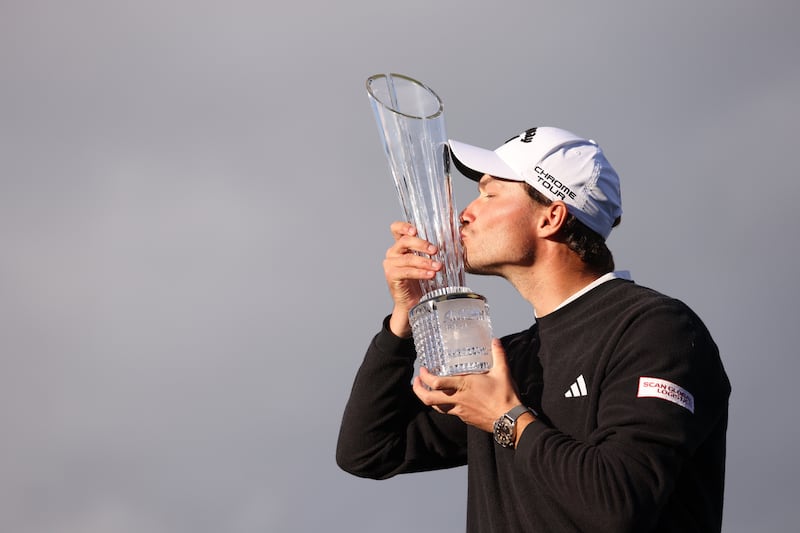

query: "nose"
xmin=459 ymin=204 xmax=474 ymax=226
xmin=458 ymin=198 xmax=478 ymax=226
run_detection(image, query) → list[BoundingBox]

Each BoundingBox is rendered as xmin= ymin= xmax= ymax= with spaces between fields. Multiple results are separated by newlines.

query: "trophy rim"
xmin=366 ymin=73 xmax=444 ymax=121
xmin=413 ymin=288 xmax=486 ymax=309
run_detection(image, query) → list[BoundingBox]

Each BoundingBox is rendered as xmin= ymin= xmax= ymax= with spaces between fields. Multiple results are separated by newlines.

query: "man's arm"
xmin=337 ymin=221 xmax=470 ymax=478
xmin=336 ymin=319 xmax=467 ymax=478
xmin=514 ymin=302 xmax=729 ymax=531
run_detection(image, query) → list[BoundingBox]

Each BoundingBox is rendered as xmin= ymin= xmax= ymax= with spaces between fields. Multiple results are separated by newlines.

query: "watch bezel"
xmin=493 ymin=405 xmax=534 ymax=448
xmin=493 ymin=415 xmax=515 ymax=448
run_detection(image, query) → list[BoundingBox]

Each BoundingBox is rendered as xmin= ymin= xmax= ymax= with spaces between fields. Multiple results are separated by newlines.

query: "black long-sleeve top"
xmin=336 ymin=279 xmax=731 ymax=532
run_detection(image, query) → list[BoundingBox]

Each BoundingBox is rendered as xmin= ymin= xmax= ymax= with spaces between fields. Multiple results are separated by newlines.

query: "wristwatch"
xmin=493 ymin=405 xmax=536 ymax=448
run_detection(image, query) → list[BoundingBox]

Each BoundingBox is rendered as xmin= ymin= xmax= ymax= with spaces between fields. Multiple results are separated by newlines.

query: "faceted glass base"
xmin=409 ymin=291 xmax=493 ymax=376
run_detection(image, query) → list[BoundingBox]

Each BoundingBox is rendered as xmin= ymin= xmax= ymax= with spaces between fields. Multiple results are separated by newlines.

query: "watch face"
xmin=493 ymin=417 xmax=514 ymax=448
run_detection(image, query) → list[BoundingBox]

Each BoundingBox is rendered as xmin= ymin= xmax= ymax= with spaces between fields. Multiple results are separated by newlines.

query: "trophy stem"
xmin=366 ymin=73 xmax=465 ymax=295
xmin=366 ymin=73 xmax=493 ymax=375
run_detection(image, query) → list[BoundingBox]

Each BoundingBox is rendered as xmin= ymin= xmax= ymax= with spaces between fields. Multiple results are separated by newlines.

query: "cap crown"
xmin=450 ymin=127 xmax=622 ymax=239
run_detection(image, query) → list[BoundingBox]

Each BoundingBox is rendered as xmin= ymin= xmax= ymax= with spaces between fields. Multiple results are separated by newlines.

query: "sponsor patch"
xmin=637 ymin=377 xmax=694 ymax=413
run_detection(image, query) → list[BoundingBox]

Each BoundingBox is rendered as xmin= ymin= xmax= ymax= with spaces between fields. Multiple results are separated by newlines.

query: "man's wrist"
xmin=493 ymin=405 xmax=536 ymax=448
xmin=513 ymin=411 xmax=536 ymax=448
xmin=388 ymin=308 xmax=413 ymax=338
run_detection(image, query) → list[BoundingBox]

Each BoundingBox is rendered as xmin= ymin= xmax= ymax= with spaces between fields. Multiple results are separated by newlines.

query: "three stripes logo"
xmin=564 ymin=375 xmax=588 ymax=398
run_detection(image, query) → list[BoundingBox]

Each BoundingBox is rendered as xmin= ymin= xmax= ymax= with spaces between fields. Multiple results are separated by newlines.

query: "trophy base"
xmin=409 ymin=290 xmax=494 ymax=376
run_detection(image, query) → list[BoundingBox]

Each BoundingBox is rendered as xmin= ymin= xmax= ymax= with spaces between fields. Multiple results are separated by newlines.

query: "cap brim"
xmin=448 ymin=139 xmax=522 ymax=182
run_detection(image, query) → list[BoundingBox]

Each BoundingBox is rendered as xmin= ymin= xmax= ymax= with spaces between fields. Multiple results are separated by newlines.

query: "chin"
xmin=464 ymin=259 xmax=494 ymax=277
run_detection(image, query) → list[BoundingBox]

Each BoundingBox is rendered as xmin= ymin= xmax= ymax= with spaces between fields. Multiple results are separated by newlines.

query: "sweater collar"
xmin=534 ymin=270 xmax=632 ymax=318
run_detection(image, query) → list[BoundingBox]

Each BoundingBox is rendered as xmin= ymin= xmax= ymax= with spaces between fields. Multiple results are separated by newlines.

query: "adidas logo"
xmin=564 ymin=375 xmax=588 ymax=398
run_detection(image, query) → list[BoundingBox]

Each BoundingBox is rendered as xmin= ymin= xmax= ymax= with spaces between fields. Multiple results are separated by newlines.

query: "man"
xmin=336 ymin=126 xmax=730 ymax=532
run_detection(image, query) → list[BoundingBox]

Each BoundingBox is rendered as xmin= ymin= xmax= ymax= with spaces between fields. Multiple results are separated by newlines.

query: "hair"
xmin=522 ymin=183 xmax=618 ymax=273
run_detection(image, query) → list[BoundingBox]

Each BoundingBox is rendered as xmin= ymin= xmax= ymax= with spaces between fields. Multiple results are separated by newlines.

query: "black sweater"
xmin=336 ymin=279 xmax=730 ymax=532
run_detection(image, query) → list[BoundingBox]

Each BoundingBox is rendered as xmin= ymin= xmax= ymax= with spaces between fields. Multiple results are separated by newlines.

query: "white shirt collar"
xmin=535 ymin=270 xmax=632 ymax=317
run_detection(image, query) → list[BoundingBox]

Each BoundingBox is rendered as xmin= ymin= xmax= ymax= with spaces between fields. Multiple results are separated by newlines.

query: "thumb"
xmin=490 ymin=338 xmax=508 ymax=369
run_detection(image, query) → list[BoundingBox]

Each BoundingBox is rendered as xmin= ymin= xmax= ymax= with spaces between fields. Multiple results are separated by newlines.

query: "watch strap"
xmin=505 ymin=404 xmax=533 ymax=422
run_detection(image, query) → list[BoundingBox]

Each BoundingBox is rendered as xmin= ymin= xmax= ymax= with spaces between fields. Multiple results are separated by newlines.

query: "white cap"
xmin=449 ymin=127 xmax=622 ymax=239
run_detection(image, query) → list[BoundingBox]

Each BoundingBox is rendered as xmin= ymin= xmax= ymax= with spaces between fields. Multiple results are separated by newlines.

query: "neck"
xmin=505 ymin=247 xmax=606 ymax=318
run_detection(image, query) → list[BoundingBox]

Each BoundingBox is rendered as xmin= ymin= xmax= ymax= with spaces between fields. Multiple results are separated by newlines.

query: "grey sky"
xmin=1 ymin=1 xmax=798 ymax=531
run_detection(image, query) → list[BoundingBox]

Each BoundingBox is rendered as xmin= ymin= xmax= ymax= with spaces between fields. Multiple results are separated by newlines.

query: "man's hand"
xmin=384 ymin=221 xmax=442 ymax=337
xmin=412 ymin=339 xmax=523 ymax=433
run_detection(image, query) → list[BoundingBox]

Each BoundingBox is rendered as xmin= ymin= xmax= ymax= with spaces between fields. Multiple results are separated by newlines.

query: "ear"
xmin=536 ymin=201 xmax=569 ymax=238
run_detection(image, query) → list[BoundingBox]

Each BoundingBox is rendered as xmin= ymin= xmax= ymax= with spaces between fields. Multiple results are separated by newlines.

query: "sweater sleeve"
xmin=513 ymin=300 xmax=730 ymax=532
xmin=336 ymin=317 xmax=468 ymax=479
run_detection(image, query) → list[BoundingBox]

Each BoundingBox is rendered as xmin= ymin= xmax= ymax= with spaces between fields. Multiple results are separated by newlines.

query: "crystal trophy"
xmin=366 ymin=73 xmax=493 ymax=376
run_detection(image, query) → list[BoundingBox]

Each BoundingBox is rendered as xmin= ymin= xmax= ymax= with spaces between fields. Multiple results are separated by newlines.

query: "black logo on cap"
xmin=505 ymin=127 xmax=537 ymax=144
xmin=520 ymin=127 xmax=537 ymax=143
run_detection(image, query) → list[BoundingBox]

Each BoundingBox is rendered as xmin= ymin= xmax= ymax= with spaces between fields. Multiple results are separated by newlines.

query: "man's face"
xmin=459 ymin=175 xmax=540 ymax=277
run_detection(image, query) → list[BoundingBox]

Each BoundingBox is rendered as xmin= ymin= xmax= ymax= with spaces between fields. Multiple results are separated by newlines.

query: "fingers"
xmin=419 ymin=367 xmax=460 ymax=392
xmin=384 ymin=221 xmax=441 ymax=283
xmin=413 ymin=368 xmax=460 ymax=405
xmin=388 ymin=221 xmax=438 ymax=254
xmin=389 ymin=221 xmax=417 ymax=241
xmin=413 ymin=342 xmax=522 ymax=432
xmin=383 ymin=255 xmax=441 ymax=282
xmin=383 ymin=222 xmax=442 ymax=336
xmin=412 ymin=375 xmax=456 ymax=414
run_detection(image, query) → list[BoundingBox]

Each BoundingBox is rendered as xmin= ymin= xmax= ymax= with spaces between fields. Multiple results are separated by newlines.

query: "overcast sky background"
xmin=1 ymin=1 xmax=798 ymax=532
